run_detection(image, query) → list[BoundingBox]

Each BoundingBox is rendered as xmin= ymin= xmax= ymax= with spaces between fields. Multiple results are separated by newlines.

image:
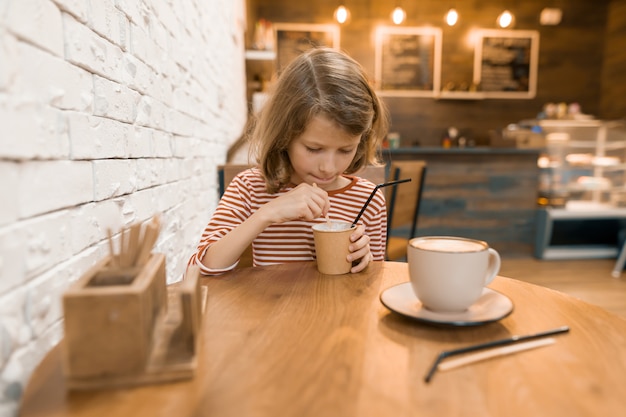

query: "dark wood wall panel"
xmin=386 ymin=149 xmax=541 ymax=255
xmin=601 ymin=1 xmax=626 ymax=119
xmin=247 ymin=0 xmax=617 ymax=146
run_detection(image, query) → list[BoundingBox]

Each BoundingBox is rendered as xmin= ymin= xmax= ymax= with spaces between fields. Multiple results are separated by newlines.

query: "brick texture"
xmin=0 ymin=0 xmax=247 ymax=414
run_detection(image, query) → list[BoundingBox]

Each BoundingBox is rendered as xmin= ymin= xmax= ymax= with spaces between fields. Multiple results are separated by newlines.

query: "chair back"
xmin=385 ymin=160 xmax=427 ymax=260
xmin=356 ymin=164 xmax=386 ymax=186
xmin=218 ymin=164 xmax=255 ymax=197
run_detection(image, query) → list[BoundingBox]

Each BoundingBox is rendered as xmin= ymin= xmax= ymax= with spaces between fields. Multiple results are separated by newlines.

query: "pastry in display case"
xmin=533 ymin=119 xmax=626 ymax=260
xmin=537 ymin=119 xmax=626 ymax=209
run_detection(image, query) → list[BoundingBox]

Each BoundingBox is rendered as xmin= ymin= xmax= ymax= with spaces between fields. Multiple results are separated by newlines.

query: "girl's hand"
xmin=347 ymin=224 xmax=372 ymax=273
xmin=258 ymin=183 xmax=330 ymax=224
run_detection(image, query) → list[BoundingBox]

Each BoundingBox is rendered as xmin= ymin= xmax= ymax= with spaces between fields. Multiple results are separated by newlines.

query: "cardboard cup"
xmin=312 ymin=221 xmax=356 ymax=275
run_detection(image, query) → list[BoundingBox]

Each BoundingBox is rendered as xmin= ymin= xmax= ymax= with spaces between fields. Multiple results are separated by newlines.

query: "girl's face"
xmin=288 ymin=114 xmax=361 ymax=191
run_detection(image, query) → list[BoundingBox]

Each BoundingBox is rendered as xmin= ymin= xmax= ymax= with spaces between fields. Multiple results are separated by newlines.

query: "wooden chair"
xmin=218 ymin=164 xmax=255 ymax=197
xmin=356 ymin=164 xmax=386 ymax=186
xmin=385 ymin=160 xmax=427 ymax=261
xmin=612 ymin=239 xmax=626 ymax=278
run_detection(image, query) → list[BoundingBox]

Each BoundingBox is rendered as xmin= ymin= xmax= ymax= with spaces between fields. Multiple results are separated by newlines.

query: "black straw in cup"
xmin=352 ymin=178 xmax=411 ymax=226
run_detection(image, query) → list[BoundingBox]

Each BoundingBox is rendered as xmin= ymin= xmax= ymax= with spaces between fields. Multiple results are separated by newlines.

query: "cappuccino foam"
xmin=411 ymin=237 xmax=486 ymax=253
xmin=313 ymin=221 xmax=353 ymax=232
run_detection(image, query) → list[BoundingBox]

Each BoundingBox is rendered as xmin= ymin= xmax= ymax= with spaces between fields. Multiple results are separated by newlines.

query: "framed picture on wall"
xmin=274 ymin=23 xmax=340 ymax=73
xmin=473 ymin=29 xmax=540 ymax=99
xmin=374 ymin=26 xmax=442 ymax=97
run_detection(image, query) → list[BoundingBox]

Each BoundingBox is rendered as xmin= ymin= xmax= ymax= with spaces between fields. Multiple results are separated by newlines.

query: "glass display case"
xmin=537 ymin=119 xmax=626 ymax=209
xmin=533 ymin=119 xmax=626 ymax=259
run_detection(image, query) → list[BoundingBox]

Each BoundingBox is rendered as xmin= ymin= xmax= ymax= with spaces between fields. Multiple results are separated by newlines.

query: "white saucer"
xmin=380 ymin=282 xmax=514 ymax=326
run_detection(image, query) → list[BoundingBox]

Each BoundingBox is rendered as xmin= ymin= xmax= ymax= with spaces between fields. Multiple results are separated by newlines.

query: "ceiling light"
xmin=540 ymin=8 xmax=562 ymax=26
xmin=391 ymin=7 xmax=406 ymax=25
xmin=497 ymin=10 xmax=515 ymax=28
xmin=445 ymin=8 xmax=459 ymax=26
xmin=334 ymin=4 xmax=350 ymax=25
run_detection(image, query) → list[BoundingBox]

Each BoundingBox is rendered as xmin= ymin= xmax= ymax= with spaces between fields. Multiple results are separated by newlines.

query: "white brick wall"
xmin=0 ymin=0 xmax=248 ymax=415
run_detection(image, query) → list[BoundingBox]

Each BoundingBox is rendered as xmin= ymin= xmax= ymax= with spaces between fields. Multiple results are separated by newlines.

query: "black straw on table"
xmin=423 ymin=325 xmax=570 ymax=383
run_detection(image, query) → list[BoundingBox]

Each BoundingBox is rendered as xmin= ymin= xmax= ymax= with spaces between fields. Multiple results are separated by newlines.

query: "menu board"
xmin=374 ymin=26 xmax=442 ymax=97
xmin=474 ymin=29 xmax=539 ymax=98
xmin=274 ymin=23 xmax=340 ymax=73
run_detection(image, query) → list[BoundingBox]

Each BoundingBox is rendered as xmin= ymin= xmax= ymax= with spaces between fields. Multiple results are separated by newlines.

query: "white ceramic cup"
xmin=312 ymin=221 xmax=356 ymax=275
xmin=407 ymin=236 xmax=501 ymax=312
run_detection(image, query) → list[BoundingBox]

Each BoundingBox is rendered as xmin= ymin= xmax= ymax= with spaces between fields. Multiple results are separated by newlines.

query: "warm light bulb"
xmin=445 ymin=8 xmax=459 ymax=26
xmin=334 ymin=5 xmax=350 ymax=24
xmin=391 ymin=7 xmax=406 ymax=25
xmin=498 ymin=10 xmax=514 ymax=28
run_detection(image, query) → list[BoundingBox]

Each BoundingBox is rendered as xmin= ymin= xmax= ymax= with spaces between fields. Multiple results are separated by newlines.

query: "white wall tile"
xmin=67 ymin=113 xmax=130 ymax=159
xmin=93 ymin=75 xmax=141 ymax=123
xmin=12 ymin=41 xmax=93 ymax=112
xmin=17 ymin=161 xmax=93 ymax=218
xmin=1 ymin=100 xmax=70 ymax=160
xmin=0 ymin=27 xmax=18 ymax=91
xmin=4 ymin=0 xmax=64 ymax=57
xmin=51 ymin=0 xmax=90 ymax=24
xmin=93 ymin=159 xmax=135 ymax=201
xmin=0 ymin=162 xmax=19 ymax=227
xmin=63 ymin=13 xmax=124 ymax=82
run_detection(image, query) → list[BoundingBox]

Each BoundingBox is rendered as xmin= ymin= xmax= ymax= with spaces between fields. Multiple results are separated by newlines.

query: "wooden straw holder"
xmin=62 ymin=254 xmax=203 ymax=389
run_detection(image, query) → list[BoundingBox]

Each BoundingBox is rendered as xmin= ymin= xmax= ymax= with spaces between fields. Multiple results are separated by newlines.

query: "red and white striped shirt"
xmin=189 ymin=168 xmax=387 ymax=275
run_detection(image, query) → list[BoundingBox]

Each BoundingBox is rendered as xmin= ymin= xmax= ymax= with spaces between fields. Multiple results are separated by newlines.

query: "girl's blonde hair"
xmin=250 ymin=47 xmax=389 ymax=193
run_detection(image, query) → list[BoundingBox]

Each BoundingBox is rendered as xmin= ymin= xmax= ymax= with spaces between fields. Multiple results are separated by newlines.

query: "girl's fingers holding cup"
xmin=350 ymin=224 xmax=365 ymax=242
xmin=350 ymin=251 xmax=372 ymax=273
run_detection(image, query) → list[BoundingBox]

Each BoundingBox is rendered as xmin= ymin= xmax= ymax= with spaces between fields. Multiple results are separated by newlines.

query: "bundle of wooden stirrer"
xmin=106 ymin=215 xmax=161 ymax=270
xmin=63 ymin=213 xmax=205 ymax=389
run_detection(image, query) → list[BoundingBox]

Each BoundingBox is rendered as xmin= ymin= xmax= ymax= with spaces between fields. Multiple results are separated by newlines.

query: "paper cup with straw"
xmin=312 ymin=221 xmax=356 ymax=275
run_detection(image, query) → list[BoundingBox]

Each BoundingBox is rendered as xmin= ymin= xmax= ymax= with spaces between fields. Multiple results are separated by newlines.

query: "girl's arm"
xmin=199 ymin=182 xmax=330 ymax=270
xmin=199 ymin=206 xmax=272 ymax=270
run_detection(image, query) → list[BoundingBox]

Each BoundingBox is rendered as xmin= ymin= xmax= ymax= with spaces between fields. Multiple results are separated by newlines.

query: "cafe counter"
xmin=383 ymin=147 xmax=542 ymax=256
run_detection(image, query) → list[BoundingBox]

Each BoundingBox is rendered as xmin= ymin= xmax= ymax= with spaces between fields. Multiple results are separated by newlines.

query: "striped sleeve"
xmin=187 ymin=168 xmax=262 ymax=275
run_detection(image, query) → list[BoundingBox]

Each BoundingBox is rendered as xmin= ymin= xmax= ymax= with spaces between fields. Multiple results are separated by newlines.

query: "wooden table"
xmin=19 ymin=261 xmax=626 ymax=417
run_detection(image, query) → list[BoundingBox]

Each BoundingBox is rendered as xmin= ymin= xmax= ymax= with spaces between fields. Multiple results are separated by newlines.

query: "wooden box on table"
xmin=62 ymin=254 xmax=204 ymax=390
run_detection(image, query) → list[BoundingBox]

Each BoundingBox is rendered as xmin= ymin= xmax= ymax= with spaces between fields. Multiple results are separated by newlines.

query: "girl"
xmin=189 ymin=47 xmax=389 ymax=275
